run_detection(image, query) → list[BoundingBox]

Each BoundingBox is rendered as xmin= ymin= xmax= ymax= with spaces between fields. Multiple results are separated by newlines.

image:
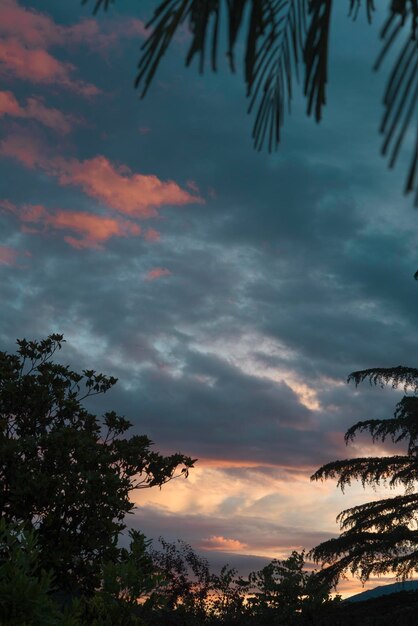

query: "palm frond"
xmin=81 ymin=0 xmax=114 ymax=14
xmin=226 ymin=0 xmax=249 ymax=72
xmin=304 ymin=0 xmax=332 ymax=123
xmin=348 ymin=0 xmax=375 ymax=24
xmin=374 ymin=1 xmax=418 ymax=205
xmin=135 ymin=0 xmax=223 ymax=97
xmin=247 ymin=0 xmax=308 ymax=152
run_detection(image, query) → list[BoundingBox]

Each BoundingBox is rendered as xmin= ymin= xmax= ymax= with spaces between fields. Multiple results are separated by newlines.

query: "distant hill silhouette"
xmin=345 ymin=580 xmax=418 ymax=603
xmin=315 ymin=585 xmax=418 ymax=626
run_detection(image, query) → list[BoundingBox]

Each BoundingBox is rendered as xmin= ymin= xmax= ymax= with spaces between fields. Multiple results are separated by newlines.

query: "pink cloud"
xmin=0 ymin=38 xmax=99 ymax=96
xmin=54 ymin=155 xmax=204 ymax=217
xmin=65 ymin=18 xmax=148 ymax=52
xmin=49 ymin=210 xmax=141 ymax=249
xmin=186 ymin=180 xmax=200 ymax=193
xmin=0 ymin=1 xmax=146 ymax=93
xmin=0 ymin=133 xmax=204 ymax=217
xmin=0 ymin=245 xmax=18 ymax=266
xmin=144 ymin=228 xmax=161 ymax=242
xmin=0 ymin=90 xmax=75 ymax=134
xmin=200 ymin=536 xmax=248 ymax=552
xmin=145 ymin=267 xmax=172 ymax=281
xmin=0 ymin=132 xmax=46 ymax=168
xmin=0 ymin=199 xmax=142 ymax=249
xmin=0 ymin=0 xmax=147 ymax=49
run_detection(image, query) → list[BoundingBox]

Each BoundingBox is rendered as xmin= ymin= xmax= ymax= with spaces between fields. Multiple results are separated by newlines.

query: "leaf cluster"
xmin=0 ymin=335 xmax=195 ymax=593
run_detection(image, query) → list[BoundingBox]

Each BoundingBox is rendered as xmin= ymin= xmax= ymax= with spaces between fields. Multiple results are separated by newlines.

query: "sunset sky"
xmin=1 ymin=0 xmax=418 ymax=597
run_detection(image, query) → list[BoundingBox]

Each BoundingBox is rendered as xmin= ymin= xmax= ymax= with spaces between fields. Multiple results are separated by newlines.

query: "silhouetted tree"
xmin=142 ymin=542 xmax=336 ymax=625
xmin=310 ymin=365 xmax=418 ymax=586
xmin=0 ymin=334 xmax=195 ymax=593
xmin=82 ymin=0 xmax=418 ymax=205
xmin=246 ymin=550 xmax=337 ymax=625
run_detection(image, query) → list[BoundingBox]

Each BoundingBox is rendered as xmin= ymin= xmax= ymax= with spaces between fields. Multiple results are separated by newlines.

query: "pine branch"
xmin=311 ymin=455 xmax=416 ymax=490
xmin=348 ymin=365 xmax=418 ymax=392
xmin=310 ymin=527 xmax=418 ymax=583
xmin=344 ymin=396 xmax=418 ymax=453
xmin=337 ymin=492 xmax=418 ymax=532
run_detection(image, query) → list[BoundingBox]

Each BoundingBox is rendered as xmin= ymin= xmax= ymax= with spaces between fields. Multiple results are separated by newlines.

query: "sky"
xmin=1 ymin=0 xmax=418 ymax=598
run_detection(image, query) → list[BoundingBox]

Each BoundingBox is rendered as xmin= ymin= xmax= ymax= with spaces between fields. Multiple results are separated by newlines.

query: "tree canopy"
xmin=310 ymin=365 xmax=418 ymax=586
xmin=82 ymin=0 xmax=418 ymax=206
xmin=0 ymin=334 xmax=195 ymax=593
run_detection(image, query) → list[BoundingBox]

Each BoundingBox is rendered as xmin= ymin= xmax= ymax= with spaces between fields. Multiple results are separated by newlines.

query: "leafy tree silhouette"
xmin=0 ymin=334 xmax=195 ymax=594
xmin=310 ymin=365 xmax=418 ymax=586
xmin=82 ymin=0 xmax=418 ymax=205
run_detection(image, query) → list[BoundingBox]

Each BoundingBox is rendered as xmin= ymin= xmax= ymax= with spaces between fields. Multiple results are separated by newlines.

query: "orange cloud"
xmin=54 ymin=155 xmax=203 ymax=217
xmin=0 ymin=132 xmax=46 ymax=168
xmin=0 ymin=0 xmax=146 ymax=50
xmin=0 ymin=1 xmax=146 ymax=93
xmin=48 ymin=210 xmax=141 ymax=249
xmin=186 ymin=180 xmax=200 ymax=193
xmin=144 ymin=228 xmax=161 ymax=242
xmin=0 ymin=38 xmax=99 ymax=96
xmin=1 ymin=199 xmax=142 ymax=249
xmin=0 ymin=245 xmax=18 ymax=266
xmin=0 ymin=91 xmax=75 ymax=134
xmin=145 ymin=267 xmax=172 ymax=281
xmin=200 ymin=536 xmax=248 ymax=552
xmin=0 ymin=133 xmax=204 ymax=216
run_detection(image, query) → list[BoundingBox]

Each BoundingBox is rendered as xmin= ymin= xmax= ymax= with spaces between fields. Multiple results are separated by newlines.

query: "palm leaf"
xmin=81 ymin=0 xmax=115 ymax=14
xmin=374 ymin=2 xmax=418 ymax=205
xmin=246 ymin=0 xmax=308 ymax=151
xmin=348 ymin=0 xmax=375 ymax=23
xmin=304 ymin=0 xmax=332 ymax=123
xmin=135 ymin=0 xmax=223 ymax=97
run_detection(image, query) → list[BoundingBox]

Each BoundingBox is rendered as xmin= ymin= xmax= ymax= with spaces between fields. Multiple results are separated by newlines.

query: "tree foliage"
xmin=0 ymin=519 xmax=64 ymax=626
xmin=0 ymin=334 xmax=195 ymax=594
xmin=141 ymin=540 xmax=336 ymax=625
xmin=82 ymin=0 xmax=418 ymax=205
xmin=310 ymin=365 xmax=418 ymax=586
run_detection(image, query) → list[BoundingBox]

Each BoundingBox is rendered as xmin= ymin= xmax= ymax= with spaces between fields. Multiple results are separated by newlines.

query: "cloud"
xmin=0 ymin=245 xmax=18 ymax=266
xmin=0 ymin=133 xmax=204 ymax=217
xmin=1 ymin=200 xmax=142 ymax=249
xmin=0 ymin=132 xmax=46 ymax=168
xmin=200 ymin=535 xmax=248 ymax=551
xmin=146 ymin=267 xmax=172 ymax=281
xmin=0 ymin=91 xmax=75 ymax=134
xmin=0 ymin=37 xmax=99 ymax=96
xmin=0 ymin=0 xmax=147 ymax=94
xmin=144 ymin=229 xmax=161 ymax=242
xmin=0 ymin=0 xmax=146 ymax=49
xmin=54 ymin=155 xmax=204 ymax=217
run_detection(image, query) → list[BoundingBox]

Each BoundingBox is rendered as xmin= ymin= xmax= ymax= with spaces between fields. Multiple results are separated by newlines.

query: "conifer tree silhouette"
xmin=310 ymin=365 xmax=418 ymax=585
